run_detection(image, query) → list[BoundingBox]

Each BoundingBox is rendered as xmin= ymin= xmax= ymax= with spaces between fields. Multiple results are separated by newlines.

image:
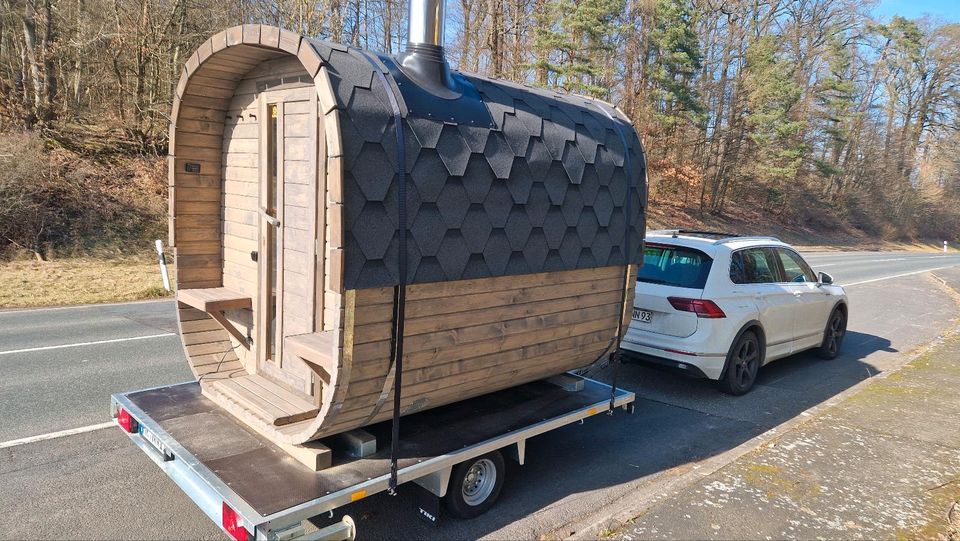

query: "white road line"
xmin=815 ymin=263 xmax=839 ymax=268
xmin=0 ymin=421 xmax=115 ymax=449
xmin=0 ymin=332 xmax=176 ymax=356
xmin=0 ymin=298 xmax=173 ymax=315
xmin=865 ymin=258 xmax=907 ymax=262
xmin=845 ymin=265 xmax=957 ymax=287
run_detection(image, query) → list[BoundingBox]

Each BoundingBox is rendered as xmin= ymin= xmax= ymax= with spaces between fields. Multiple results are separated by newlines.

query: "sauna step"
xmin=285 ymin=331 xmax=337 ymax=383
xmin=209 ymin=374 xmax=319 ymax=427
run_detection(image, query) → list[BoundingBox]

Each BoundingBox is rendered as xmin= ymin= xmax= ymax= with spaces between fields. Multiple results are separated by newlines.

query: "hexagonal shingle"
xmin=561 ymin=141 xmax=585 ymax=185
xmin=591 ymin=230 xmax=613 ymax=266
xmin=462 ymin=206 xmax=493 ymax=253
xmin=463 ymin=154 xmax=495 ymax=203
xmin=407 ymin=116 xmax=443 ymax=149
xmin=410 ymin=148 xmax=448 ymax=202
xmin=504 ymin=208 xmax=533 ymax=251
xmin=348 ymin=87 xmax=390 ymax=142
xmin=458 ymin=123 xmax=490 ymax=153
xmin=513 ymin=101 xmax=543 ymax=137
xmin=484 ymin=132 xmax=514 ymax=179
xmin=438 ymin=230 xmax=471 ymax=280
xmin=409 ymin=203 xmax=445 ymax=257
xmin=436 ymin=180 xmax=470 ymax=228
xmin=483 ymin=229 xmax=512 ymax=275
xmin=558 ymin=230 xmax=581 ymax=268
xmin=522 ymin=228 xmax=549 ymax=270
xmin=576 ymin=210 xmax=599 ymax=246
xmin=575 ymin=124 xmax=599 ymax=165
xmin=526 ymin=184 xmax=551 ymax=227
xmin=353 ymin=201 xmax=394 ymax=260
xmin=483 ymin=181 xmax=513 ymax=227
xmin=351 ymin=143 xmax=394 ymax=202
xmin=561 ymin=186 xmax=584 ymax=227
xmin=594 ymin=185 xmax=614 ymax=227
xmin=436 ymin=124 xmax=471 ymax=176
xmin=543 ymin=162 xmax=569 ymax=205
xmin=506 ymin=158 xmax=534 ymax=204
xmin=580 ymin=166 xmax=600 ymax=206
xmin=501 ymin=113 xmax=531 ymax=157
xmin=542 ymin=207 xmax=567 ymax=249
xmin=525 ymin=139 xmax=553 ymax=182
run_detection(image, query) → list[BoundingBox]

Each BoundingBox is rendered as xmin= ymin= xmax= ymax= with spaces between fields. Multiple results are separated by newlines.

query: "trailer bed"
xmin=113 ymin=376 xmax=634 ymax=539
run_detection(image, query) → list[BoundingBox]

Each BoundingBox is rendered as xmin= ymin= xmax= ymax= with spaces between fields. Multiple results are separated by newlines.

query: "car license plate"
xmin=140 ymin=425 xmax=174 ymax=461
xmin=632 ymin=309 xmax=652 ymax=323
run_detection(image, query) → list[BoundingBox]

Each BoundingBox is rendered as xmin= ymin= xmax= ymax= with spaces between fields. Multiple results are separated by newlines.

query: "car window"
xmin=638 ymin=244 xmax=713 ymax=289
xmin=776 ymin=249 xmax=816 ymax=283
xmin=730 ymin=248 xmax=781 ymax=284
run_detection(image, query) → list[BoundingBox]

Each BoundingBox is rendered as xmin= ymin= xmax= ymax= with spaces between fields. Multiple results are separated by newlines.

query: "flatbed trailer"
xmin=111 ymin=374 xmax=634 ymax=540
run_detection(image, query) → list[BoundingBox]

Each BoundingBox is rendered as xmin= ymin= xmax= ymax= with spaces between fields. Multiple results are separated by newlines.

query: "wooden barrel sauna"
xmin=169 ymin=24 xmax=647 ymax=445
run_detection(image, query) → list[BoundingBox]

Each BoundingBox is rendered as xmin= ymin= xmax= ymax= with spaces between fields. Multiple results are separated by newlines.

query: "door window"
xmin=776 ymin=249 xmax=816 ymax=283
xmin=731 ymin=248 xmax=781 ymax=284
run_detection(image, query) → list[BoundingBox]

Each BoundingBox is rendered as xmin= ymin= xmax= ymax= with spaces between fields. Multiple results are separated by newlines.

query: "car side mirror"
xmin=818 ymin=271 xmax=834 ymax=285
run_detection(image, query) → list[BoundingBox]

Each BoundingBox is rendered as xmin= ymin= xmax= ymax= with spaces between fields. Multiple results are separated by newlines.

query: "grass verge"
xmin=0 ymin=256 xmax=172 ymax=309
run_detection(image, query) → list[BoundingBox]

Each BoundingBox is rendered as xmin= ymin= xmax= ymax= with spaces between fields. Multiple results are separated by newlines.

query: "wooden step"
xmin=210 ymin=374 xmax=319 ymax=426
xmin=178 ymin=287 xmax=252 ymax=312
xmin=285 ymin=331 xmax=337 ymax=383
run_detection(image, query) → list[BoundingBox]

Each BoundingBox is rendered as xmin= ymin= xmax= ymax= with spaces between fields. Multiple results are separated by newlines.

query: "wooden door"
xmin=257 ymin=86 xmax=319 ymax=393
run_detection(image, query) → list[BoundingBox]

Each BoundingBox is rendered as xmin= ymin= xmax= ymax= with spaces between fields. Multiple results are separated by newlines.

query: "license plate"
xmin=632 ymin=309 xmax=652 ymax=323
xmin=140 ymin=425 xmax=174 ymax=461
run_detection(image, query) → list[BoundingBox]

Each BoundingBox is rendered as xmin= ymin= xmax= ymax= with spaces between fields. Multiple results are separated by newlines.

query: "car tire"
xmin=718 ymin=330 xmax=762 ymax=395
xmin=817 ymin=307 xmax=847 ymax=360
xmin=444 ymin=451 xmax=506 ymax=519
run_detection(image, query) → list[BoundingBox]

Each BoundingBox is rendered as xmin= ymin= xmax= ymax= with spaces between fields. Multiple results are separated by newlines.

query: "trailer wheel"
xmin=444 ymin=451 xmax=505 ymax=519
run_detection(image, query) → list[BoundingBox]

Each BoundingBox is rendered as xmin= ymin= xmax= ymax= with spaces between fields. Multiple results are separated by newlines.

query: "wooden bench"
xmin=285 ymin=331 xmax=337 ymax=386
xmin=177 ymin=288 xmax=252 ymax=348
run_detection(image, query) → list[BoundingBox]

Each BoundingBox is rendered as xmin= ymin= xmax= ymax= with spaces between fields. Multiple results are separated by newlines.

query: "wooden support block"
xmin=330 ymin=428 xmax=377 ymax=458
xmin=545 ymin=373 xmax=584 ymax=392
xmin=276 ymin=440 xmax=333 ymax=471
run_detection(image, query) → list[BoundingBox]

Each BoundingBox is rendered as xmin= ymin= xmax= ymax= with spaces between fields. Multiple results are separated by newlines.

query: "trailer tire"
xmin=444 ymin=451 xmax=505 ymax=519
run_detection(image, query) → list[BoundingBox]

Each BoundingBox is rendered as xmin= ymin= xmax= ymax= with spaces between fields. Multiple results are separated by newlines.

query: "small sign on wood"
xmin=184 ymin=162 xmax=201 ymax=173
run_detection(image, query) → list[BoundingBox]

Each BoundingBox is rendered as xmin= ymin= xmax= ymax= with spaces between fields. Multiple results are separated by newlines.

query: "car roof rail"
xmin=648 ymin=229 xmax=742 ymax=239
xmin=713 ymin=236 xmax=783 ymax=245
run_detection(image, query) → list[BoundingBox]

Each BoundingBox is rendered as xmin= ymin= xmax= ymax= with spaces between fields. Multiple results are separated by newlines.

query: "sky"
xmin=872 ymin=0 xmax=959 ymax=22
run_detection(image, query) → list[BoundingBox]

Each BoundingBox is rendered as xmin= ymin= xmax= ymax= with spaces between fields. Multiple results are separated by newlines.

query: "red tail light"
xmin=668 ymin=297 xmax=726 ymax=318
xmin=222 ymin=502 xmax=249 ymax=541
xmin=116 ymin=408 xmax=138 ymax=433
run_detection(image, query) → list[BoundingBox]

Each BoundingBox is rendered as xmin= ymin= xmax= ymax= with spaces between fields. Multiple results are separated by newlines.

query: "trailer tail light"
xmin=668 ymin=297 xmax=726 ymax=318
xmin=116 ymin=408 xmax=138 ymax=433
xmin=222 ymin=502 xmax=249 ymax=541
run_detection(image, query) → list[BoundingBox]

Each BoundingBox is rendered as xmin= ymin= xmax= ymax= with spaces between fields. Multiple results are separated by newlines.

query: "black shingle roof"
xmin=313 ymin=40 xmax=646 ymax=290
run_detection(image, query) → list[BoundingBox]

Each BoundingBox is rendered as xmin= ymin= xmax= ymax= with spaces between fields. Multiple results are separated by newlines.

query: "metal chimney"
xmin=399 ymin=0 xmax=459 ymax=97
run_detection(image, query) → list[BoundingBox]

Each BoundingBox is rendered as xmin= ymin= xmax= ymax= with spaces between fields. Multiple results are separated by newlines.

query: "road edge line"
xmin=0 ymin=332 xmax=176 ymax=356
xmin=0 ymin=421 xmax=116 ymax=449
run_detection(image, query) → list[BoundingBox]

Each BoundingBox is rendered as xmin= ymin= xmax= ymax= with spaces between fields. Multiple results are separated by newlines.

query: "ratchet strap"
xmin=595 ymin=103 xmax=637 ymax=413
xmin=360 ymin=51 xmax=408 ymax=494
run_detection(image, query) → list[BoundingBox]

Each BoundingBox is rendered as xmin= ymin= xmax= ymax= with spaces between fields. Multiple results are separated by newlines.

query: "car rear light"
xmin=116 ymin=408 xmax=138 ymax=433
xmin=222 ymin=502 xmax=249 ymax=541
xmin=668 ymin=297 xmax=726 ymax=318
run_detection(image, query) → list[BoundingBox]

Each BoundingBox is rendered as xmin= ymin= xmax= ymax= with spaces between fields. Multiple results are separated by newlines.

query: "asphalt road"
xmin=2 ymin=250 xmax=959 ymax=540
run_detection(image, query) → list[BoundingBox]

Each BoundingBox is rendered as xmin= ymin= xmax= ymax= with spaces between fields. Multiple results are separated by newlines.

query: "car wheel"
xmin=718 ymin=330 xmax=762 ymax=395
xmin=817 ymin=308 xmax=846 ymax=360
xmin=444 ymin=451 xmax=506 ymax=519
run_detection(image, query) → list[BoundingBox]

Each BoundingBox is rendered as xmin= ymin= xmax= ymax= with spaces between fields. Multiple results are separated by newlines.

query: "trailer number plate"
xmin=632 ymin=309 xmax=652 ymax=323
xmin=140 ymin=425 xmax=174 ymax=461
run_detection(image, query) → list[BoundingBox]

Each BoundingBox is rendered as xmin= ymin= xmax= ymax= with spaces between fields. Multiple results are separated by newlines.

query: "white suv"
xmin=620 ymin=231 xmax=848 ymax=395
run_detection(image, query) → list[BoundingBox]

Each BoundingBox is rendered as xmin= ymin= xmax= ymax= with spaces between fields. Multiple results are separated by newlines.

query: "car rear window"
xmin=638 ymin=244 xmax=713 ymax=289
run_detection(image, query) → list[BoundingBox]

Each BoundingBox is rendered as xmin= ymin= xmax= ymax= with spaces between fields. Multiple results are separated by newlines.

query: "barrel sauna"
xmin=169 ymin=13 xmax=646 ymax=447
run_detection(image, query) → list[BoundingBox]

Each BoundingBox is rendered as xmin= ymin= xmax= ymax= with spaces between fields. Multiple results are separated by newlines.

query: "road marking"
xmin=815 ymin=263 xmax=839 ymax=268
xmin=0 ymin=298 xmax=173 ymax=315
xmin=865 ymin=257 xmax=906 ymax=262
xmin=0 ymin=333 xmax=176 ymax=356
xmin=0 ymin=421 xmax=115 ymax=449
xmin=845 ymin=265 xmax=958 ymax=286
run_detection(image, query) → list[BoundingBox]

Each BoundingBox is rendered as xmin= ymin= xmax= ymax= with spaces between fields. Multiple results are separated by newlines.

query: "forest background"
xmin=0 ymin=0 xmax=957 ymax=270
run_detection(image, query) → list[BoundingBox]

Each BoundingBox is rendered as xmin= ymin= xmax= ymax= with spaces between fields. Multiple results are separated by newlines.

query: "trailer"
xmin=111 ymin=373 xmax=635 ymax=540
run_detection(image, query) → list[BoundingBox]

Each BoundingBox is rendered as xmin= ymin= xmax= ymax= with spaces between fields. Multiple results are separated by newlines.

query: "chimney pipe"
xmin=400 ymin=0 xmax=459 ymax=98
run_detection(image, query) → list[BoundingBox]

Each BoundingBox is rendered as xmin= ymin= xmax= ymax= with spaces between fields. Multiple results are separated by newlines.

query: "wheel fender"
xmin=719 ymin=320 xmax=766 ymax=381
xmin=819 ymin=301 xmax=847 ymax=345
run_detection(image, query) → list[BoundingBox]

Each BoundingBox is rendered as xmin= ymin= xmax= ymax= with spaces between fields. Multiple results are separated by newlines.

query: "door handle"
xmin=261 ymin=207 xmax=280 ymax=227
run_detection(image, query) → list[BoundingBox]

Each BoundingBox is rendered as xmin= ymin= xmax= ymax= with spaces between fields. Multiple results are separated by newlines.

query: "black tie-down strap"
xmin=360 ymin=51 xmax=409 ymax=494
xmin=595 ymin=103 xmax=636 ymax=413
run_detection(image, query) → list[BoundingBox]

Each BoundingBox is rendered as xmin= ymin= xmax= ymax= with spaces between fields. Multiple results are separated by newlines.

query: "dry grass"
xmin=0 ymin=256 xmax=172 ymax=309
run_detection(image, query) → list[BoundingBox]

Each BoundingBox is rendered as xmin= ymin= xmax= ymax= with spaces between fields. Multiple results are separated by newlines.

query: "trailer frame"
xmin=111 ymin=375 xmax=634 ymax=540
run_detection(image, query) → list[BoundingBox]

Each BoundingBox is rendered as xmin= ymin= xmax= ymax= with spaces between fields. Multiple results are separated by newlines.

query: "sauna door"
xmin=257 ymin=86 xmax=318 ymax=390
